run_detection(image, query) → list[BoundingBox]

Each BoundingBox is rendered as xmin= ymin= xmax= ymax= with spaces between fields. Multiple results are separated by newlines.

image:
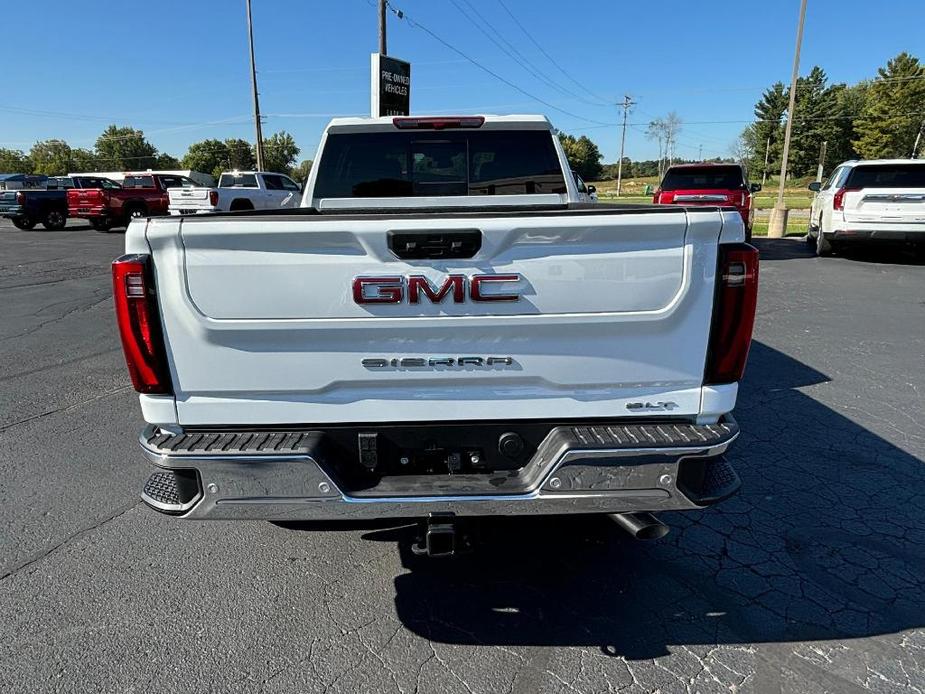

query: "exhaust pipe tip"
xmin=610 ymin=512 xmax=669 ymax=541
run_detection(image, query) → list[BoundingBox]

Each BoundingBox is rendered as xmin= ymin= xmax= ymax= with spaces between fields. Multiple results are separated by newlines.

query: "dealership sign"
xmin=370 ymin=53 xmax=411 ymax=117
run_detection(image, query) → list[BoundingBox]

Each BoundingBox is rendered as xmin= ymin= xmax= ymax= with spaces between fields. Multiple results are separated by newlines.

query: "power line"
xmin=382 ymin=1 xmax=611 ymax=126
xmin=495 ymin=0 xmax=611 ymax=106
xmin=450 ymin=0 xmax=608 ymax=108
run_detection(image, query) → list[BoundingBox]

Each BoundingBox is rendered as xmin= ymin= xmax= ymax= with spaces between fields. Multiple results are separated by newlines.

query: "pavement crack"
xmin=0 ymin=384 xmax=131 ymax=432
xmin=0 ymin=500 xmax=139 ymax=581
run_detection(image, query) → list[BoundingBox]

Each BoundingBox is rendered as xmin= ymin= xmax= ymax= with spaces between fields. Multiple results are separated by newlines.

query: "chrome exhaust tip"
xmin=610 ymin=512 xmax=669 ymax=540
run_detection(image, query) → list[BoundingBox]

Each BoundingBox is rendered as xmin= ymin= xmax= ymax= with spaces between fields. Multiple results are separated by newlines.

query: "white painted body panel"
xmin=137 ymin=207 xmax=729 ymax=426
xmin=128 ymin=116 xmax=743 ymax=428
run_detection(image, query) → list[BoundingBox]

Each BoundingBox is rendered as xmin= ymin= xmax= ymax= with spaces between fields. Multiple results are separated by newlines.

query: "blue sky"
xmin=2 ymin=0 xmax=922 ymax=164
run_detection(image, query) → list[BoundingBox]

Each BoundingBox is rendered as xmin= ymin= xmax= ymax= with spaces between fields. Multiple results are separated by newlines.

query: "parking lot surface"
xmin=1 ymin=218 xmax=924 ymax=693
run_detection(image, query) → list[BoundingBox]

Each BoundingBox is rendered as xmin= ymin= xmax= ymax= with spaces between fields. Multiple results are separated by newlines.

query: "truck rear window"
xmin=219 ymin=174 xmax=258 ymax=188
xmin=313 ymin=130 xmax=566 ymax=198
xmin=660 ymin=166 xmax=745 ymax=191
xmin=847 ymin=164 xmax=925 ymax=188
xmin=73 ymin=177 xmax=121 ymax=189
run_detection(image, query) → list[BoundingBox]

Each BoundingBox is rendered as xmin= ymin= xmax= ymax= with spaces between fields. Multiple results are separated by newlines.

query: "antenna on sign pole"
xmin=615 ymin=95 xmax=634 ymax=197
xmin=246 ymin=0 xmax=265 ymax=171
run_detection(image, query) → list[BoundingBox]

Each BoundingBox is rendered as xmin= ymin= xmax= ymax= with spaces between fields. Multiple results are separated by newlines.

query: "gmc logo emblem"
xmin=353 ymin=274 xmax=522 ymax=304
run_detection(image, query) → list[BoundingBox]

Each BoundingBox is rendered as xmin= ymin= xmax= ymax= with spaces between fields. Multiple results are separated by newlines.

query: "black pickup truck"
xmin=0 ymin=182 xmax=70 ymax=230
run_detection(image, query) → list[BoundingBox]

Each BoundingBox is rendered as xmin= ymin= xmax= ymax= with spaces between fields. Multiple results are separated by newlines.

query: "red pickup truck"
xmin=653 ymin=163 xmax=760 ymax=241
xmin=67 ymin=173 xmax=197 ymax=232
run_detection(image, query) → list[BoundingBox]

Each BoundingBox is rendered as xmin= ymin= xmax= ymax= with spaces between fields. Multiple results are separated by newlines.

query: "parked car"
xmin=167 ymin=171 xmax=302 ymax=215
xmin=114 ymin=114 xmax=757 ymax=553
xmin=68 ymin=172 xmax=198 ymax=231
xmin=653 ymin=163 xmax=760 ymax=241
xmin=0 ymin=176 xmax=76 ymax=230
xmin=807 ymin=159 xmax=925 ymax=256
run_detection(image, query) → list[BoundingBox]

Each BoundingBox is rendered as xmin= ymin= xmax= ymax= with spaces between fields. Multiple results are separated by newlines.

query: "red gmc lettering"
xmin=353 ymin=276 xmax=403 ymax=304
xmin=353 ymin=274 xmax=522 ymax=305
xmin=470 ymin=274 xmax=521 ymax=302
xmin=408 ymin=275 xmax=465 ymax=303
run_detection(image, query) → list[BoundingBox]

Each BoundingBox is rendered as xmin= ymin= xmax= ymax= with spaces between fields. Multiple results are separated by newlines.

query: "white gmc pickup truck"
xmin=114 ymin=115 xmax=758 ymax=552
xmin=167 ymin=170 xmax=302 ymax=215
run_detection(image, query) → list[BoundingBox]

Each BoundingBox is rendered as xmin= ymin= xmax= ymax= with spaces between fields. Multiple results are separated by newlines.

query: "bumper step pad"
xmin=141 ymin=469 xmax=201 ymax=514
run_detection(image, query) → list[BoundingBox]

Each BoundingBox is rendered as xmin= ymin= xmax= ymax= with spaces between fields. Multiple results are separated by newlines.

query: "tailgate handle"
xmin=388 ymin=230 xmax=481 ymax=259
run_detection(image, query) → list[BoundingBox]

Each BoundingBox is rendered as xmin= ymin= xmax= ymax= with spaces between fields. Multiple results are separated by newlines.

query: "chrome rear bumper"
xmin=138 ymin=419 xmax=740 ymax=520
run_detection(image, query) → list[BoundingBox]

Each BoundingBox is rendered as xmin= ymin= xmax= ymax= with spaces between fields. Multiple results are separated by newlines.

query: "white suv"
xmin=807 ymin=159 xmax=925 ymax=256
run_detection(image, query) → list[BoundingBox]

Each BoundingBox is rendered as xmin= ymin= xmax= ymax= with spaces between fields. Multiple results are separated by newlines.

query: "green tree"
xmin=182 ymin=139 xmax=229 ymax=179
xmin=743 ymin=82 xmax=787 ymax=180
xmin=557 ymin=132 xmax=603 ymax=181
xmin=225 ymin=138 xmax=255 ymax=172
xmin=155 ymin=153 xmax=181 ymax=169
xmin=262 ymin=131 xmax=300 ymax=174
xmin=29 ymin=140 xmax=73 ymax=176
xmin=291 ymin=159 xmax=314 ymax=186
xmin=825 ymin=82 xmax=868 ymax=170
xmin=70 ymin=148 xmax=98 ymax=173
xmin=789 ymin=67 xmax=845 ymax=177
xmin=853 ymin=52 xmax=925 ymax=159
xmin=95 ymin=125 xmax=157 ymax=170
xmin=0 ymin=148 xmax=31 ymax=173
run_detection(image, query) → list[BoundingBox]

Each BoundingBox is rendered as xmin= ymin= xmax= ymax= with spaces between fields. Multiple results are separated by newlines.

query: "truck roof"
xmin=325 ymin=114 xmax=553 ymax=132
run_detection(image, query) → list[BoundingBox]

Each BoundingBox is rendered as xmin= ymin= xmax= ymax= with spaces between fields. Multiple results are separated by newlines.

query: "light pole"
xmin=769 ymin=0 xmax=808 ymax=238
xmin=246 ymin=0 xmax=265 ymax=171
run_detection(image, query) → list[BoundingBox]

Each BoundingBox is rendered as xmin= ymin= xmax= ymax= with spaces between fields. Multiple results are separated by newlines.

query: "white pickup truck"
xmin=114 ymin=115 xmax=757 ymax=553
xmin=167 ymin=170 xmax=302 ymax=215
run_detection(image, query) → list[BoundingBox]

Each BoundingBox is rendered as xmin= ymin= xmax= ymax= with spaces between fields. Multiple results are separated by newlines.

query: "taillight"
xmin=833 ymin=187 xmax=859 ymax=211
xmin=209 ymin=190 xmax=218 ymax=206
xmin=705 ymin=243 xmax=759 ymax=385
xmin=652 ymin=188 xmax=661 ymax=204
xmin=393 ymin=116 xmax=485 ymax=129
xmin=15 ymin=191 xmax=24 ymax=204
xmin=112 ymin=254 xmax=171 ymax=394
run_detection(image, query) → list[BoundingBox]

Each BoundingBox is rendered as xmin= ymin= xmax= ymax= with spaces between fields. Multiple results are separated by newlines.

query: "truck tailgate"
xmin=145 ymin=208 xmax=723 ymax=425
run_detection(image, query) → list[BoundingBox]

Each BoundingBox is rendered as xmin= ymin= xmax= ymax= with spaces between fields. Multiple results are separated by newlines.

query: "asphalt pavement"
xmin=1 ymin=217 xmax=924 ymax=693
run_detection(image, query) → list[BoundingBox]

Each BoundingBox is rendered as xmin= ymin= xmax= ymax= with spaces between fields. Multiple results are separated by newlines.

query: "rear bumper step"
xmin=138 ymin=419 xmax=740 ymax=520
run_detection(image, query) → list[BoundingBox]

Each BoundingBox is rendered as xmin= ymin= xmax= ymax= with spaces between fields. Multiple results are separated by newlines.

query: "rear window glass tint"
xmin=313 ymin=130 xmax=566 ymax=198
xmin=660 ymin=166 xmax=745 ymax=191
xmin=847 ymin=165 xmax=925 ymax=188
xmin=159 ymin=175 xmax=198 ymax=189
xmin=219 ymin=174 xmax=258 ymax=188
xmin=74 ymin=177 xmax=121 ymax=189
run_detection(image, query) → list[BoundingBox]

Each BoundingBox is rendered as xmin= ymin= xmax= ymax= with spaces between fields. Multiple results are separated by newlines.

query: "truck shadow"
xmin=755 ymin=236 xmax=925 ymax=266
xmin=363 ymin=341 xmax=925 ymax=659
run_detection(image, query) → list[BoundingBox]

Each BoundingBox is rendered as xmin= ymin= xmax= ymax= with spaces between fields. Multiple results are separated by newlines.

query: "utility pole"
xmin=246 ymin=0 xmax=265 ymax=171
xmin=769 ymin=0 xmax=808 ymax=238
xmin=761 ymin=136 xmax=771 ymax=187
xmin=615 ymin=95 xmax=633 ymax=197
xmin=379 ymin=0 xmax=387 ymax=55
xmin=815 ymin=140 xmax=827 ymax=182
xmin=698 ymin=144 xmax=703 ymax=161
